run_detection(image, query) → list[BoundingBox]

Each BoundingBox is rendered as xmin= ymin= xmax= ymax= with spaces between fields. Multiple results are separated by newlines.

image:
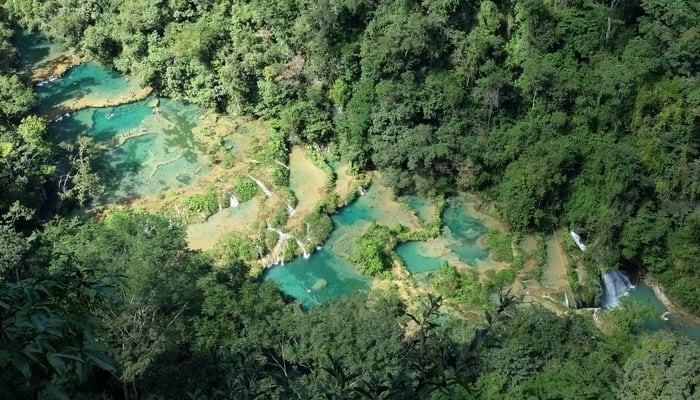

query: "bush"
xmin=485 ymin=231 xmax=513 ymax=262
xmin=303 ymin=209 xmax=333 ymax=246
xmin=432 ymin=262 xmax=486 ymax=306
xmin=350 ymin=224 xmax=393 ymax=277
xmin=232 ymin=175 xmax=258 ymax=202
xmin=184 ymin=187 xmax=219 ymax=219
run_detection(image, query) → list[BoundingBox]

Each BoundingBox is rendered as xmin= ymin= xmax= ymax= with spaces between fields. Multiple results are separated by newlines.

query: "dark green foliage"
xmin=1 ymin=1 xmax=700 ymax=399
xmin=618 ymin=332 xmax=700 ymax=400
xmin=231 ymin=175 xmax=258 ymax=202
xmin=473 ymin=306 xmax=620 ymax=399
xmin=0 ymin=261 xmax=119 ymax=398
xmin=350 ymin=223 xmax=394 ymax=276
xmin=6 ymin=0 xmax=700 ymax=312
xmin=432 ymin=262 xmax=486 ymax=307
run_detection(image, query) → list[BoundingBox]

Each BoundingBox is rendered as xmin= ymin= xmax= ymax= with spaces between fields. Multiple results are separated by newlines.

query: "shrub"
xmin=232 ymin=175 xmax=258 ymax=202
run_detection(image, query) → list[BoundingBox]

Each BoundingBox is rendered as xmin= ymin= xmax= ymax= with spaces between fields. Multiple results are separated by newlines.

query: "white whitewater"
xmin=286 ymin=203 xmax=296 ymax=216
xmin=295 ymin=239 xmax=310 ymax=259
xmin=247 ymin=174 xmax=273 ymax=197
xmin=229 ymin=193 xmax=239 ymax=208
xmin=358 ymin=186 xmax=366 ymax=196
xmin=266 ymin=221 xmax=310 ymax=261
xmin=601 ymin=270 xmax=634 ymax=308
xmin=570 ymin=231 xmax=587 ymax=251
xmin=273 ymin=159 xmax=290 ymax=170
xmin=564 ymin=292 xmax=570 ymax=308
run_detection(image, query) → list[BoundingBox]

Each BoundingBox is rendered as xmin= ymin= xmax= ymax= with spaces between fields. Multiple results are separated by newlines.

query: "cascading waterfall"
xmin=229 ymin=193 xmax=239 ymax=208
xmin=601 ymin=270 xmax=634 ymax=308
xmin=273 ymin=159 xmax=290 ymax=170
xmin=295 ymin=239 xmax=310 ymax=258
xmin=247 ymin=174 xmax=273 ymax=197
xmin=286 ymin=203 xmax=296 ymax=216
xmin=358 ymin=186 xmax=366 ymax=196
xmin=267 ymin=221 xmax=311 ymax=260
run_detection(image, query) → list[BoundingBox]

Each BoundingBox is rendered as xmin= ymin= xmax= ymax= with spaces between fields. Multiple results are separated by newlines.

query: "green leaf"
xmin=11 ymin=352 xmax=31 ymax=379
xmin=39 ymin=387 xmax=69 ymax=400
xmin=31 ymin=314 xmax=46 ymax=332
xmin=56 ymin=352 xmax=84 ymax=363
xmin=85 ymin=350 xmax=116 ymax=372
xmin=47 ymin=353 xmax=66 ymax=374
xmin=75 ymin=360 xmax=88 ymax=382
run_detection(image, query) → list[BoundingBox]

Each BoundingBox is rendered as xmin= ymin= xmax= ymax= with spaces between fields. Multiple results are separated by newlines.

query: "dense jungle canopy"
xmin=0 ymin=0 xmax=699 ymax=398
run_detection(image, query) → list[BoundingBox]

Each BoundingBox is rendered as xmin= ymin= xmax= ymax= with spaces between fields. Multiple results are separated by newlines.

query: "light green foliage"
xmin=0 ymin=74 xmax=36 ymax=122
xmin=302 ymin=208 xmax=333 ymax=247
xmin=484 ymin=269 xmax=517 ymax=294
xmin=350 ymin=223 xmax=394 ymax=276
xmin=231 ymin=175 xmax=258 ymax=202
xmin=215 ymin=233 xmax=257 ymax=264
xmin=307 ymin=148 xmax=336 ymax=191
xmin=183 ymin=187 xmax=219 ymax=219
xmin=484 ymin=230 xmax=513 ymax=262
xmin=432 ymin=262 xmax=486 ymax=307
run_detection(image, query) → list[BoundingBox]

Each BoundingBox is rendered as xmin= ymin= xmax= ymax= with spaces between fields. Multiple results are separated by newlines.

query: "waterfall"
xmin=295 ymin=239 xmax=310 ymax=259
xmin=564 ymin=293 xmax=569 ymax=308
xmin=286 ymin=203 xmax=296 ymax=216
xmin=601 ymin=270 xmax=634 ymax=308
xmin=570 ymin=231 xmax=587 ymax=251
xmin=247 ymin=174 xmax=273 ymax=197
xmin=273 ymin=159 xmax=290 ymax=170
xmin=267 ymin=221 xmax=309 ymax=259
xmin=267 ymin=221 xmax=292 ymax=240
xmin=229 ymin=193 xmax=239 ymax=208
xmin=358 ymin=186 xmax=366 ymax=196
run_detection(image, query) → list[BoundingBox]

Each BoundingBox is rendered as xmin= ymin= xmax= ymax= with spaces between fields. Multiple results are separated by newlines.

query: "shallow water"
xmin=441 ymin=199 xmax=489 ymax=266
xmin=395 ymin=197 xmax=490 ymax=275
xmin=401 ymin=195 xmax=434 ymax=222
xmin=264 ymin=182 xmax=432 ymax=306
xmin=395 ymin=241 xmax=444 ymax=274
xmin=627 ymin=283 xmax=700 ymax=338
xmin=264 ymin=191 xmax=381 ymax=308
xmin=37 ymin=63 xmax=141 ymax=114
xmin=264 ymin=245 xmax=372 ymax=308
xmin=49 ymin=95 xmax=210 ymax=204
xmin=13 ymin=29 xmax=66 ymax=70
xmin=187 ymin=201 xmax=262 ymax=250
xmin=542 ymin=233 xmax=569 ymax=288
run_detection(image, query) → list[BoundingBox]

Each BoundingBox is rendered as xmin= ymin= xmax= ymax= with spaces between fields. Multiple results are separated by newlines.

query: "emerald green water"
xmin=13 ymin=29 xmax=66 ymax=72
xmin=627 ymin=284 xmax=700 ymax=338
xmin=37 ymin=63 xmax=136 ymax=114
xmin=396 ymin=198 xmax=490 ymax=274
xmin=45 ymin=71 xmax=210 ymax=204
xmin=396 ymin=242 xmax=443 ymax=274
xmin=264 ymin=193 xmax=375 ymax=308
xmin=441 ymin=199 xmax=490 ymax=266
xmin=402 ymin=195 xmax=433 ymax=222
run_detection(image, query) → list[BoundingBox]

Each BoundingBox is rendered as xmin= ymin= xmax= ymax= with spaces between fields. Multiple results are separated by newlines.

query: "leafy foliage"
xmin=231 ymin=175 xmax=258 ymax=203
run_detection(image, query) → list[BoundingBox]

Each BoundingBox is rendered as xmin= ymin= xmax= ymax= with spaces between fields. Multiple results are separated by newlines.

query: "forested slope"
xmin=6 ymin=0 xmax=697 ymax=311
xmin=1 ymin=2 xmax=700 ymax=398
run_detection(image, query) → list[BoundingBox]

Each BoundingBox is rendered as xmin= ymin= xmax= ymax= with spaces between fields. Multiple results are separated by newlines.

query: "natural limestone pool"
xmin=25 ymin=31 xmax=499 ymax=309
xmin=48 ymin=95 xmax=211 ymax=204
